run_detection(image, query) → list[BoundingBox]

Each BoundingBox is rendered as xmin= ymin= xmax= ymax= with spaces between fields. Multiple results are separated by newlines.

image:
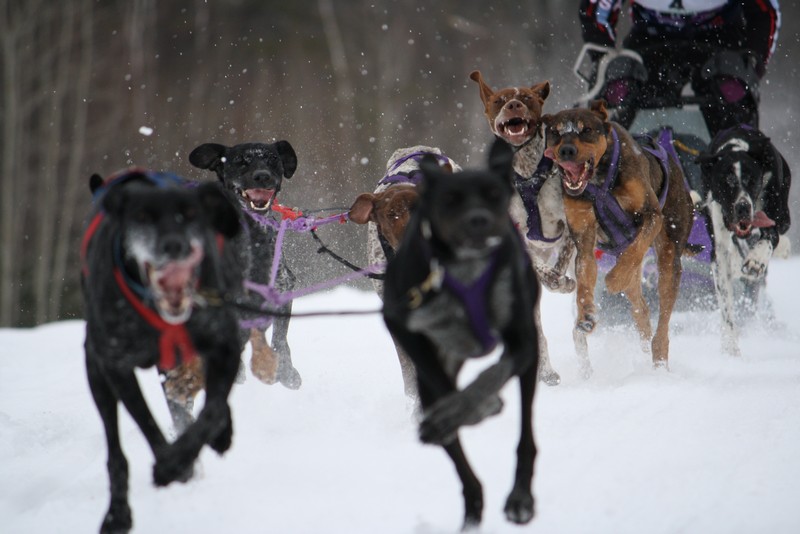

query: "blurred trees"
xmin=1 ymin=0 xmax=798 ymax=326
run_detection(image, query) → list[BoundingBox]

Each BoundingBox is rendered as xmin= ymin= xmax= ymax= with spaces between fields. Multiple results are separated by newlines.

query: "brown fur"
xmin=543 ymin=100 xmax=693 ymax=367
xmin=349 ymin=185 xmax=417 ymax=249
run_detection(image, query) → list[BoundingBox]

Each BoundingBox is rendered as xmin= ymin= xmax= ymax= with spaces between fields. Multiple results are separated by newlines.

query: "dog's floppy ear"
xmin=89 ymin=173 xmax=104 ymax=194
xmin=487 ymin=138 xmax=514 ymax=187
xmin=531 ymin=80 xmax=550 ymax=103
xmin=469 ymin=70 xmax=495 ymax=107
xmin=275 ymin=140 xmax=298 ymax=179
xmin=196 ymin=182 xmax=240 ymax=239
xmin=348 ymin=193 xmax=376 ymax=224
xmin=189 ymin=143 xmax=227 ymax=172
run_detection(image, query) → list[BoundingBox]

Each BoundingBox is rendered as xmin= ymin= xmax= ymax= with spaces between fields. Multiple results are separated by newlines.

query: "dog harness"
xmin=81 ymin=169 xmax=199 ymax=371
xmin=514 ymin=157 xmax=562 ymax=243
xmin=582 ymin=128 xmax=671 ymax=256
xmin=376 ymin=150 xmax=455 ymax=261
xmin=378 ymin=151 xmax=454 ymax=186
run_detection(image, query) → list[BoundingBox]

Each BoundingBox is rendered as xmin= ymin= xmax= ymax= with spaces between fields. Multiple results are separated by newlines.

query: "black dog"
xmin=189 ymin=141 xmax=301 ymax=389
xmin=697 ymin=124 xmax=791 ymax=356
xmin=382 ymin=139 xmax=540 ymax=529
xmin=82 ymin=169 xmax=243 ymax=534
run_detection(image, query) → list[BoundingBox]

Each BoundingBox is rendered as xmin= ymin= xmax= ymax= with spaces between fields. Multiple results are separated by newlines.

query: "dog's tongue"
xmin=544 ymin=147 xmax=555 ymax=159
xmin=246 ymin=188 xmax=275 ymax=209
xmin=506 ymin=121 xmax=528 ymax=136
xmin=155 ymin=246 xmax=204 ymax=307
xmin=752 ymin=210 xmax=776 ymax=228
xmin=557 ymin=160 xmax=585 ymax=183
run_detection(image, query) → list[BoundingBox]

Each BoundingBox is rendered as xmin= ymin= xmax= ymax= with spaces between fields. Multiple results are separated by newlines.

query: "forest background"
xmin=2 ymin=0 xmax=798 ymax=327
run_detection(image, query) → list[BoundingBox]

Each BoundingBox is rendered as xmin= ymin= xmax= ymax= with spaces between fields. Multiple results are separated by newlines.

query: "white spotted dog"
xmin=696 ymin=125 xmax=791 ymax=357
xmin=470 ymin=71 xmax=571 ymax=386
xmin=349 ymin=146 xmax=461 ymax=399
xmin=470 ymin=71 xmax=576 ymax=295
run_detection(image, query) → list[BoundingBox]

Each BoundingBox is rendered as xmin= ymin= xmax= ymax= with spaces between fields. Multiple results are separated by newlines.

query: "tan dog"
xmin=543 ymin=100 xmax=693 ymax=372
xmin=349 ymin=146 xmax=460 ymax=399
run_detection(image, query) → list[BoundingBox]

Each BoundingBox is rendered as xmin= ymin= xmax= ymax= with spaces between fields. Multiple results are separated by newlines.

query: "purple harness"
xmin=582 ymin=128 xmax=671 ymax=256
xmin=515 ymin=158 xmax=561 ymax=243
xmin=441 ymin=254 xmax=500 ymax=353
xmin=378 ymin=151 xmax=453 ymax=186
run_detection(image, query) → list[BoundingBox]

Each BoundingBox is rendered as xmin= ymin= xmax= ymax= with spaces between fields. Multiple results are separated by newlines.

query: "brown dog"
xmin=349 ymin=146 xmax=460 ymax=399
xmin=543 ymin=100 xmax=693 ymax=371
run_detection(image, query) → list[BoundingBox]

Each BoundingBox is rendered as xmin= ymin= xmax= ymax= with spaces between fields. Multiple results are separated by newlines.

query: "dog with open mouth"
xmin=382 ymin=138 xmax=541 ymax=529
xmin=189 ymin=140 xmax=301 ymax=389
xmin=469 ymin=70 xmax=569 ymax=387
xmin=82 ymin=169 xmax=243 ymax=534
xmin=696 ymin=124 xmax=792 ymax=356
xmin=543 ymin=100 xmax=694 ymax=372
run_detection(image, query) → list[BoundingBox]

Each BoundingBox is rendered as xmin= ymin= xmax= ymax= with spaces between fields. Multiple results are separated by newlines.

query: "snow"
xmin=2 ymin=258 xmax=800 ymax=534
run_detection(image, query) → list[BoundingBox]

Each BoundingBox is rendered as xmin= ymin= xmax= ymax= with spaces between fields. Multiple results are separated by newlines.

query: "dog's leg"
xmin=249 ymin=327 xmax=279 ymax=384
xmin=86 ymin=355 xmax=133 ymax=534
xmin=534 ymin=303 xmax=560 ymax=386
xmin=416 ymin=381 xmax=483 ymax=530
xmin=605 ymin=209 xmax=663 ymax=294
xmin=272 ymin=301 xmax=301 ymax=389
xmin=390 ymin=335 xmax=419 ymax=400
xmin=161 ymin=358 xmax=205 ymax=435
xmin=504 ymin=364 xmax=537 ymax=525
xmin=707 ymin=203 xmax=741 ymax=357
xmin=621 ymin=267 xmax=654 ymax=355
xmin=549 ymin=233 xmax=576 ymax=293
xmin=153 ymin=334 xmax=239 ymax=486
xmin=651 ymin=235 xmax=683 ymax=367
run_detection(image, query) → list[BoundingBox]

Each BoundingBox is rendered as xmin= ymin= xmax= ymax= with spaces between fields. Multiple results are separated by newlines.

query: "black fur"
xmin=697 ymin=125 xmax=791 ymax=249
xmin=382 ymin=139 xmax=540 ymax=529
xmin=696 ymin=125 xmax=792 ymax=356
xmin=82 ymin=171 xmax=243 ymax=534
xmin=189 ymin=141 xmax=301 ymax=389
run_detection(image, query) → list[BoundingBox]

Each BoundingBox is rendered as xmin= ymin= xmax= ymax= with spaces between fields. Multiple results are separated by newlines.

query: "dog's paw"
xmin=420 ymin=393 xmax=502 ymax=445
xmin=278 ymin=364 xmax=302 ymax=390
xmin=540 ymin=270 xmax=576 ymax=294
xmin=741 ymin=257 xmax=768 ymax=280
xmin=250 ymin=349 xmax=279 ymax=385
xmin=538 ymin=367 xmax=561 ymax=386
xmin=504 ymin=488 xmax=535 ymax=525
xmin=209 ymin=416 xmax=233 ymax=454
xmin=101 ymin=501 xmax=132 ymax=534
xmin=603 ymin=265 xmax=633 ymax=294
xmin=575 ymin=312 xmax=597 ymax=334
xmin=153 ymin=449 xmax=195 ymax=486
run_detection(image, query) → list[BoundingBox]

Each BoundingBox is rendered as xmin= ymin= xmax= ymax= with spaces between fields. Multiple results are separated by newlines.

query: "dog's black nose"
xmin=735 ymin=200 xmax=752 ymax=220
xmin=466 ymin=211 xmax=492 ymax=233
xmin=160 ymin=235 xmax=189 ymax=259
xmin=558 ymin=144 xmax=577 ymax=160
xmin=252 ymin=170 xmax=272 ymax=183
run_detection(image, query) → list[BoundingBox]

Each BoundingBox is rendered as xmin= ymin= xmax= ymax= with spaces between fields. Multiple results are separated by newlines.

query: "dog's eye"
xmin=582 ymin=126 xmax=593 ymax=135
xmin=132 ymin=209 xmax=154 ymax=224
xmin=442 ymin=191 xmax=463 ymax=208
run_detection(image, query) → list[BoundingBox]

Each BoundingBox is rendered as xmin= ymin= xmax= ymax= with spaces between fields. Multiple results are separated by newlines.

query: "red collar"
xmin=113 ymin=267 xmax=197 ymax=371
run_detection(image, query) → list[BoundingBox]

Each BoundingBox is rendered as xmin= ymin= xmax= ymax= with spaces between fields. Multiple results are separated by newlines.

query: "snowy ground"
xmin=2 ymin=258 xmax=799 ymax=534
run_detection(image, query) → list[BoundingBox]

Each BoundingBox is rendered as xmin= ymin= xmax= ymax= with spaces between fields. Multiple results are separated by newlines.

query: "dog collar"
xmin=113 ymin=267 xmax=197 ymax=371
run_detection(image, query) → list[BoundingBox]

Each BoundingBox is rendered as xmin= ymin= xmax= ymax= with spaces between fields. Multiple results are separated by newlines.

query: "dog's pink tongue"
xmin=246 ymin=188 xmax=275 ymax=208
xmin=752 ymin=210 xmax=776 ymax=228
xmin=557 ymin=160 xmax=584 ymax=183
xmin=544 ymin=147 xmax=555 ymax=159
xmin=156 ymin=247 xmax=204 ymax=305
